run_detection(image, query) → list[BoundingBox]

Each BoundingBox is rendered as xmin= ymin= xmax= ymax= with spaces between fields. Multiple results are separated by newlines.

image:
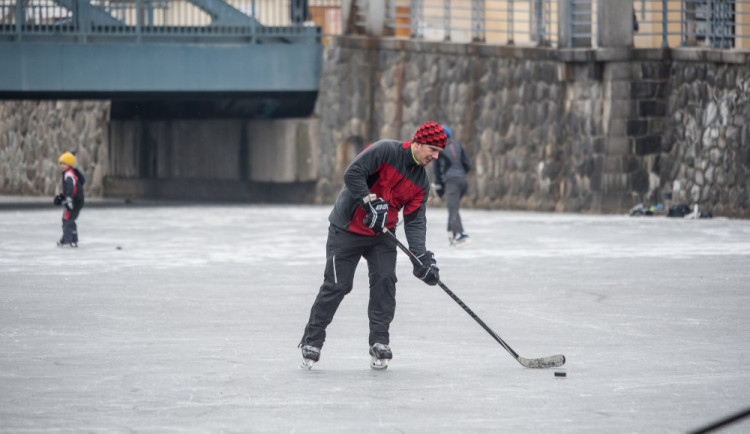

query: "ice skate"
xmin=369 ymin=343 xmax=392 ymax=370
xmin=300 ymin=345 xmax=320 ymax=370
xmin=451 ymin=233 xmax=470 ymax=247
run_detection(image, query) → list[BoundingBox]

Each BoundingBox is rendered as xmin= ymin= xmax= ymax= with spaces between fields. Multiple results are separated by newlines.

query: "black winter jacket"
xmin=328 ymin=139 xmax=431 ymax=256
xmin=62 ymin=167 xmax=86 ymax=210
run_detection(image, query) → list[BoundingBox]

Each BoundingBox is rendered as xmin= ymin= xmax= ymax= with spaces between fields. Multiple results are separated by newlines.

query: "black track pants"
xmin=61 ymin=207 xmax=81 ymax=243
xmin=300 ymin=225 xmax=398 ymax=348
xmin=445 ymin=177 xmax=467 ymax=234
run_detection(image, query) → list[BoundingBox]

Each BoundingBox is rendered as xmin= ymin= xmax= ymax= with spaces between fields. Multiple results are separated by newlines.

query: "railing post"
xmin=342 ymin=0 xmax=348 ymax=37
xmin=410 ymin=0 xmax=418 ymax=38
xmin=507 ymin=0 xmax=513 ymax=44
xmin=680 ymin=0 xmax=685 ymax=46
xmin=251 ymin=0 xmax=257 ymax=43
xmin=76 ymin=0 xmax=89 ymax=41
xmin=443 ymin=0 xmax=450 ymax=41
xmin=662 ymin=0 xmax=668 ymax=47
xmin=472 ymin=0 xmax=484 ymax=42
xmin=146 ymin=0 xmax=154 ymax=27
xmin=710 ymin=0 xmax=716 ymax=48
xmin=14 ymin=0 xmax=23 ymax=39
xmin=570 ymin=0 xmax=576 ymax=47
xmin=534 ymin=0 xmax=542 ymax=45
xmin=541 ymin=0 xmax=550 ymax=45
xmin=557 ymin=0 xmax=570 ymax=47
xmin=136 ymin=0 xmax=142 ymax=42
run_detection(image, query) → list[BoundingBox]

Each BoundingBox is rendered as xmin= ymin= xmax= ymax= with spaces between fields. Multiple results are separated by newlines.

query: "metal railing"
xmin=634 ymin=0 xmax=750 ymax=49
xmin=3 ymin=0 xmax=749 ymax=48
xmin=382 ymin=0 xmax=750 ymax=50
xmin=0 ymin=0 xmax=343 ymax=42
xmin=387 ymin=0 xmax=559 ymax=46
xmin=568 ymin=0 xmax=595 ymax=47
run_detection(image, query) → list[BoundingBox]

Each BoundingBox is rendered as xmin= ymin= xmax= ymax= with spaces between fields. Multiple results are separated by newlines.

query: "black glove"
xmin=53 ymin=194 xmax=63 ymax=206
xmin=410 ymin=250 xmax=440 ymax=286
xmin=435 ymin=184 xmax=445 ymax=198
xmin=362 ymin=196 xmax=388 ymax=232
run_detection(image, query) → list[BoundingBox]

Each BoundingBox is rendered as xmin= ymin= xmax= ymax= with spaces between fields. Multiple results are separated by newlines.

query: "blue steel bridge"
xmin=0 ymin=0 xmax=342 ymax=118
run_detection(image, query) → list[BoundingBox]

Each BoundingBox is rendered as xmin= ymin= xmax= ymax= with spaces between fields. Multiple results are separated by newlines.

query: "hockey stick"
xmin=385 ymin=229 xmax=565 ymax=369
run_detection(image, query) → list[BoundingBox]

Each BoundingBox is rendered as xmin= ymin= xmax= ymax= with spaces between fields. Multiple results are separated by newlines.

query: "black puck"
xmin=554 ymin=371 xmax=567 ymax=378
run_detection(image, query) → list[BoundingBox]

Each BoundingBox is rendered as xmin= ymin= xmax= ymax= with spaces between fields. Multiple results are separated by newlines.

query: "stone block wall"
xmin=663 ymin=52 xmax=750 ymax=218
xmin=0 ymin=101 xmax=109 ymax=197
xmin=314 ymin=38 xmax=611 ymax=213
xmin=313 ymin=37 xmax=750 ymax=218
xmin=602 ymin=58 xmax=671 ymax=211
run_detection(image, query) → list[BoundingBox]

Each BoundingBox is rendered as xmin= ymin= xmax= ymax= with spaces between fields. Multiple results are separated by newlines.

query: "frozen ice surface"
xmin=1 ymin=203 xmax=749 ymax=433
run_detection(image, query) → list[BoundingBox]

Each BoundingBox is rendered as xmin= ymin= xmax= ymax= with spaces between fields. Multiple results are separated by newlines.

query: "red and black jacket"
xmin=61 ymin=167 xmax=86 ymax=211
xmin=328 ymin=139 xmax=431 ymax=256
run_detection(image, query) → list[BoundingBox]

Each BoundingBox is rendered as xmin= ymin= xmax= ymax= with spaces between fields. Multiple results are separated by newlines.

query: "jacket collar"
xmin=402 ymin=141 xmax=421 ymax=168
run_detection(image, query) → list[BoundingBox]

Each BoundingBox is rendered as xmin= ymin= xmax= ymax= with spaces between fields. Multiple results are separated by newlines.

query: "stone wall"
xmin=313 ymin=38 xmax=612 ymax=213
xmin=662 ymin=52 xmax=750 ymax=218
xmin=0 ymin=101 xmax=110 ymax=197
xmin=313 ymin=37 xmax=750 ymax=218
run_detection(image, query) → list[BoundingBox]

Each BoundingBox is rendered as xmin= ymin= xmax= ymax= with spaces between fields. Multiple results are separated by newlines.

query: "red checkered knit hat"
xmin=412 ymin=121 xmax=447 ymax=148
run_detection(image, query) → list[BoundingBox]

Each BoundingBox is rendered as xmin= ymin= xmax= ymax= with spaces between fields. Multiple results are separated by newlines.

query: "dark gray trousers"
xmin=445 ymin=177 xmax=467 ymax=234
xmin=61 ymin=207 xmax=81 ymax=243
xmin=301 ymin=225 xmax=398 ymax=348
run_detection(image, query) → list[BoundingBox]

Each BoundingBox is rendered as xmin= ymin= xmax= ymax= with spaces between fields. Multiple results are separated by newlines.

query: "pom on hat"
xmin=58 ymin=151 xmax=76 ymax=167
xmin=442 ymin=125 xmax=452 ymax=138
xmin=412 ymin=121 xmax=447 ymax=148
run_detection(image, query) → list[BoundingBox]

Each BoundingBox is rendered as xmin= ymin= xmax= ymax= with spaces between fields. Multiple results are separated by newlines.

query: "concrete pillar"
xmin=360 ymin=0 xmax=387 ymax=37
xmin=597 ymin=0 xmax=634 ymax=48
xmin=248 ymin=118 xmax=319 ymax=183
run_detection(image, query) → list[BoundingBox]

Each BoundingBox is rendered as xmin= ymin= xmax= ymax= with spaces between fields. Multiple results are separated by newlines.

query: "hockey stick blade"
xmin=518 ymin=354 xmax=566 ymax=369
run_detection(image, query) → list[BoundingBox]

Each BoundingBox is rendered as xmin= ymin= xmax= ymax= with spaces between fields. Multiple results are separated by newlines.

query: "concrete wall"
xmin=104 ymin=118 xmax=320 ymax=202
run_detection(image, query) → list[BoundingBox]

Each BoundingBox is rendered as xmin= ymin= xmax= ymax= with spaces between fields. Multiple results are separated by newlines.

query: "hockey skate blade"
xmin=301 ymin=358 xmax=316 ymax=370
xmin=370 ymin=357 xmax=389 ymax=370
xmin=451 ymin=238 xmax=471 ymax=248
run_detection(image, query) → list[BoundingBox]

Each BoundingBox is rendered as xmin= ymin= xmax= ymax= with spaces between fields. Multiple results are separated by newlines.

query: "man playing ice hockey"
xmin=299 ymin=121 xmax=447 ymax=370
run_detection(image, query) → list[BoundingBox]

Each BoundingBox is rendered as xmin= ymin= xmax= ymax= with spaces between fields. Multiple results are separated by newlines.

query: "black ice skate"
xmin=300 ymin=345 xmax=320 ymax=370
xmin=369 ymin=343 xmax=392 ymax=370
